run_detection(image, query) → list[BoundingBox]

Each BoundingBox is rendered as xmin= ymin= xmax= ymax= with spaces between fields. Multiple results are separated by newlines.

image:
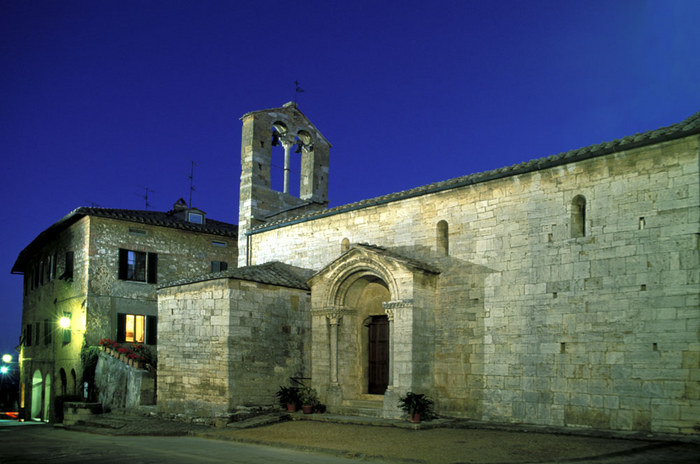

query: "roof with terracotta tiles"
xmin=12 ymin=206 xmax=237 ymax=273
xmin=160 ymin=261 xmax=314 ymax=290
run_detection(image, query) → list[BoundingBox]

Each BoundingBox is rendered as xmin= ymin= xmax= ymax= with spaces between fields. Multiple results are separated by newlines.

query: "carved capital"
xmin=314 ymin=306 xmax=351 ymax=325
xmin=382 ymin=299 xmax=413 ymax=310
xmin=384 ymin=307 xmax=395 ymax=322
xmin=383 ymin=299 xmax=412 ymax=321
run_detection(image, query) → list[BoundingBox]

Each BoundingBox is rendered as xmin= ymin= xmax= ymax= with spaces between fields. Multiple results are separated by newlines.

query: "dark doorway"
xmin=368 ymin=315 xmax=389 ymax=394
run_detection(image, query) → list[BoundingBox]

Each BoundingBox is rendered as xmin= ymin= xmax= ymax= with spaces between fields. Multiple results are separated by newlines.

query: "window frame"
xmin=118 ymin=249 xmax=158 ymax=283
xmin=211 ymin=261 xmax=228 ymax=273
xmin=117 ymin=313 xmax=157 ymax=345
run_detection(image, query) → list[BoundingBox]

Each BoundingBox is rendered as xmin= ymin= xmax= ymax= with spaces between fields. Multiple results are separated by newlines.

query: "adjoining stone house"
xmin=12 ymin=200 xmax=237 ymax=422
xmin=158 ymin=102 xmax=699 ymax=436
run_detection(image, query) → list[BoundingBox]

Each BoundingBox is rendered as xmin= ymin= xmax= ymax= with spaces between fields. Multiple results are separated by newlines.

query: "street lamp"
xmin=59 ymin=317 xmax=71 ymax=329
xmin=1 ymin=354 xmax=12 ymax=374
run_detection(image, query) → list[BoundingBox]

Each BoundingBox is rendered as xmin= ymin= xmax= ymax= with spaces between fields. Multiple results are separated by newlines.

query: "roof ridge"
xmin=251 ymin=111 xmax=700 ymax=233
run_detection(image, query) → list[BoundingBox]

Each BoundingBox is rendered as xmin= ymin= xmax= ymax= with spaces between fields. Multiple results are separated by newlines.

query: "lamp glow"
xmin=1 ymin=354 xmax=11 ymax=363
xmin=0 ymin=366 xmax=8 ymax=374
xmin=59 ymin=317 xmax=71 ymax=329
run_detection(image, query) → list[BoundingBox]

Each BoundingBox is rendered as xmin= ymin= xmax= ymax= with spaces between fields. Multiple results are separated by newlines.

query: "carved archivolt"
xmin=322 ymin=253 xmax=400 ymax=308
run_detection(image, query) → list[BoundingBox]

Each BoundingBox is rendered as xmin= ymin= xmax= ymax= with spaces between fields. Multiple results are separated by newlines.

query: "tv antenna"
xmin=188 ymin=160 xmax=198 ymax=208
xmin=139 ymin=187 xmax=154 ymax=210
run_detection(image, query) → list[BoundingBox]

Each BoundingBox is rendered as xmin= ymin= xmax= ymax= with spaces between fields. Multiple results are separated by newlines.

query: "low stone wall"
xmin=63 ymin=402 xmax=103 ymax=426
xmin=95 ymin=352 xmax=156 ymax=411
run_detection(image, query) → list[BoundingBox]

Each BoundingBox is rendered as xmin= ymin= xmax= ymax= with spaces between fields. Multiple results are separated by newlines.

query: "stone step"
xmin=334 ymin=399 xmax=385 ymax=418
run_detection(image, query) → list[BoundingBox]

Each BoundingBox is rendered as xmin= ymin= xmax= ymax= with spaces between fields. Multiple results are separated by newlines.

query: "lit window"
xmin=211 ymin=241 xmax=227 ymax=247
xmin=125 ymin=314 xmax=145 ymax=343
xmin=117 ymin=313 xmax=157 ymax=345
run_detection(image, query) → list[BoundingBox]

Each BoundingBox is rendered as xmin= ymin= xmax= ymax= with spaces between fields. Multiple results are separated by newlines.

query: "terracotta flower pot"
xmin=286 ymin=403 xmax=298 ymax=412
xmin=301 ymin=404 xmax=314 ymax=414
xmin=410 ymin=412 xmax=421 ymax=423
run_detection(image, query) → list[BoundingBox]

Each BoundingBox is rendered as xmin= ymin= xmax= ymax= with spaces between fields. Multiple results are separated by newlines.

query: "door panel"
xmin=368 ymin=315 xmax=389 ymax=394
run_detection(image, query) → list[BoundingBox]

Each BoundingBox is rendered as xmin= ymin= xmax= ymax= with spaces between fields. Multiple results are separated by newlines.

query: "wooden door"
xmin=368 ymin=315 xmax=389 ymax=394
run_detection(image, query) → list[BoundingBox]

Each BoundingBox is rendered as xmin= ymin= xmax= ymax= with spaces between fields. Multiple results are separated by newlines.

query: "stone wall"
xmin=94 ymin=352 xmax=155 ymax=411
xmin=19 ymin=216 xmax=91 ymax=422
xmin=157 ymin=277 xmax=311 ymax=419
xmin=18 ymin=211 xmax=236 ymax=423
xmin=247 ymin=136 xmax=700 ymax=434
xmin=86 ymin=216 xmax=237 ymax=346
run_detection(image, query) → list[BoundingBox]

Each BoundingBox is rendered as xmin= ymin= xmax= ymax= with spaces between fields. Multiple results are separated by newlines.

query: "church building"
xmin=157 ymin=103 xmax=699 ymax=436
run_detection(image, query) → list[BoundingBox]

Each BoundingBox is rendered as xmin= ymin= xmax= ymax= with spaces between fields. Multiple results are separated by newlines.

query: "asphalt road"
xmin=0 ymin=422 xmax=367 ymax=464
xmin=2 ymin=419 xmax=699 ymax=464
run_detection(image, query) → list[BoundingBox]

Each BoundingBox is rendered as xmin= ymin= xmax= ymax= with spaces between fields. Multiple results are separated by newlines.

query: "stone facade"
xmin=15 ymin=102 xmax=700 ymax=437
xmin=232 ymin=105 xmax=699 ymax=435
xmin=238 ymin=102 xmax=330 ymax=267
xmin=13 ymin=205 xmax=237 ymax=422
xmin=156 ymin=263 xmax=312 ymax=418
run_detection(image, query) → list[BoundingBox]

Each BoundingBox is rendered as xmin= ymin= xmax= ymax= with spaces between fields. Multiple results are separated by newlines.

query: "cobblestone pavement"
xmin=60 ymin=410 xmax=700 ymax=464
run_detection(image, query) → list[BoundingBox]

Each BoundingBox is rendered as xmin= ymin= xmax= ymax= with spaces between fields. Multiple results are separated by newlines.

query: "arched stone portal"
xmin=31 ymin=370 xmax=43 ymax=420
xmin=309 ymin=244 xmax=440 ymax=418
xmin=341 ymin=275 xmax=391 ymax=395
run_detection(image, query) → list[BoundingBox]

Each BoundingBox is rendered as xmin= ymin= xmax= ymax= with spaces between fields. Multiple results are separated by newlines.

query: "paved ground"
xmin=0 ymin=421 xmax=363 ymax=464
xmin=14 ymin=411 xmax=700 ymax=463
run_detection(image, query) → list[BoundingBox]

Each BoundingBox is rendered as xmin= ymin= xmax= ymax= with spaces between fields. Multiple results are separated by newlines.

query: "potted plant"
xmin=299 ymin=386 xmax=318 ymax=414
xmin=276 ymin=386 xmax=300 ymax=412
xmin=398 ymin=392 xmax=434 ymax=423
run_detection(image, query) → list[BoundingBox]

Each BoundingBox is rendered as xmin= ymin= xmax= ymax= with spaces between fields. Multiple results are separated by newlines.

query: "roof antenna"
xmin=188 ymin=161 xmax=198 ymax=208
xmin=294 ymin=80 xmax=304 ymax=104
xmin=139 ymin=187 xmax=154 ymax=210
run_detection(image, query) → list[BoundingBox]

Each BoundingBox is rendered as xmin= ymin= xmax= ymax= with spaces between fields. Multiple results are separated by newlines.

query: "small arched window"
xmin=571 ymin=195 xmax=586 ymax=238
xmin=437 ymin=220 xmax=449 ymax=256
xmin=341 ymin=238 xmax=350 ymax=253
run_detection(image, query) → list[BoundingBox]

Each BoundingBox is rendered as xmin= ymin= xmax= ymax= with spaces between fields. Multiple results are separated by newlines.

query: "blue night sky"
xmin=1 ymin=0 xmax=699 ymax=356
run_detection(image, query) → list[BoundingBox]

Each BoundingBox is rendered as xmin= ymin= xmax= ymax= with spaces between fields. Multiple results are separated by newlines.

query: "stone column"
xmin=382 ymin=299 xmax=414 ymax=418
xmin=318 ymin=306 xmax=349 ymax=407
xmin=317 ymin=306 xmax=348 ymax=385
xmin=328 ymin=312 xmax=341 ymax=385
xmin=281 ymin=140 xmax=293 ymax=194
xmin=384 ymin=306 xmax=396 ymax=388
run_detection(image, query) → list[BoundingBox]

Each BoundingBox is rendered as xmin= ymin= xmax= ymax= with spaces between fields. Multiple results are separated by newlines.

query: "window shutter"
xmin=220 ymin=261 xmax=228 ymax=271
xmin=118 ymin=249 xmax=128 ymax=280
xmin=146 ymin=315 xmax=157 ymax=345
xmin=65 ymin=251 xmax=74 ymax=280
xmin=116 ymin=313 xmax=126 ymax=343
xmin=147 ymin=253 xmax=158 ymax=284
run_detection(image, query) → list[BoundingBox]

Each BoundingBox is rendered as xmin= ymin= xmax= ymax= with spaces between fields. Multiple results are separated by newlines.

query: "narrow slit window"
xmin=571 ymin=195 xmax=586 ymax=238
xmin=437 ymin=220 xmax=449 ymax=256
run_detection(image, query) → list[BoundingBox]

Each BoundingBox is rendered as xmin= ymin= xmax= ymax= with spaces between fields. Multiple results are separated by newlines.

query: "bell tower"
xmin=238 ymin=102 xmax=330 ymax=266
